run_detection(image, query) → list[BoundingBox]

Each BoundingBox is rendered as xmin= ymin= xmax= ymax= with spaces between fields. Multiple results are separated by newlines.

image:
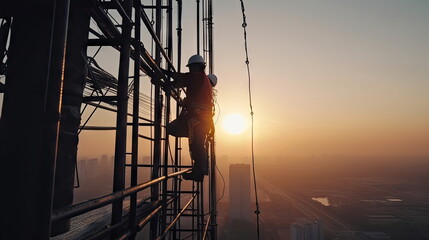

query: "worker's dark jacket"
xmin=168 ymin=71 xmax=213 ymax=174
xmin=170 ymin=71 xmax=213 ymax=119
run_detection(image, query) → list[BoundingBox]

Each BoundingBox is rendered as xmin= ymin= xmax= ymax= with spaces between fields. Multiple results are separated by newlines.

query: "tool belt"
xmin=180 ymin=104 xmax=214 ymax=134
xmin=182 ymin=103 xmax=213 ymax=119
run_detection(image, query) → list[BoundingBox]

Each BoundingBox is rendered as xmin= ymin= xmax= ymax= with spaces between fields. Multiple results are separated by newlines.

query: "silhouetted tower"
xmin=0 ymin=0 xmax=217 ymax=239
xmin=229 ymin=164 xmax=252 ymax=221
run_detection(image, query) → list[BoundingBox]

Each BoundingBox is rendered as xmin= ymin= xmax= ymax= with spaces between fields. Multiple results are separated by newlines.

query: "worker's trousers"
xmin=168 ymin=114 xmax=210 ymax=175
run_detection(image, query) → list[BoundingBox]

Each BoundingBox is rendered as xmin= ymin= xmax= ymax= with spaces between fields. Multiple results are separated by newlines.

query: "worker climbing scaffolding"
xmin=164 ymin=54 xmax=215 ymax=182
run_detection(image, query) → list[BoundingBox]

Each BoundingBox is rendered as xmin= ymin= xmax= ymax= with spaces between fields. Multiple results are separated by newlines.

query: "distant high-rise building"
xmin=100 ymin=154 xmax=109 ymax=175
xmin=291 ymin=218 xmax=324 ymax=240
xmin=87 ymin=158 xmax=99 ymax=178
xmin=78 ymin=159 xmax=88 ymax=181
xmin=229 ymin=164 xmax=251 ymax=221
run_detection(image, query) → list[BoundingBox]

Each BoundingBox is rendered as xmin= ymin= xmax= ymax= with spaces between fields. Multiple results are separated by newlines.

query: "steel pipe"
xmin=155 ymin=193 xmax=197 ymax=240
xmin=51 ymin=169 xmax=190 ymax=221
xmin=202 ymin=215 xmax=212 ymax=240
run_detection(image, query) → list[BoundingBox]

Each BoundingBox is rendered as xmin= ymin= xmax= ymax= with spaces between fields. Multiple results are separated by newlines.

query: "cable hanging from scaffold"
xmin=239 ymin=1 xmax=261 ymax=239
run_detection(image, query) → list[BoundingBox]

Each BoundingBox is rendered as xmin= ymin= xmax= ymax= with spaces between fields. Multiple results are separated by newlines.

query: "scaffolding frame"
xmin=0 ymin=0 xmax=217 ymax=239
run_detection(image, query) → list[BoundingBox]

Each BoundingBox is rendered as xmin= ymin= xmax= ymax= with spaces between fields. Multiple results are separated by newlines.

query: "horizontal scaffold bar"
xmin=51 ymin=169 xmax=190 ymax=222
xmin=79 ymin=122 xmax=155 ymax=131
xmin=125 ymin=164 xmax=192 ymax=168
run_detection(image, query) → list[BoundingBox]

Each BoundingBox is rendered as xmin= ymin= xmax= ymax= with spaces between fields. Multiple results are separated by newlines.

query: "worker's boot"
xmin=182 ymin=168 xmax=204 ymax=182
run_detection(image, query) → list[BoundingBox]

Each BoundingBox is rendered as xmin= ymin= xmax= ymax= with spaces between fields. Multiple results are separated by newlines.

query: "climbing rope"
xmin=239 ymin=1 xmax=261 ymax=239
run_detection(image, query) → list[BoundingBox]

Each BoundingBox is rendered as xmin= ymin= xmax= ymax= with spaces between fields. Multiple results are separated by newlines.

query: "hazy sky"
xmin=75 ymin=0 xmax=429 ymax=161
xmin=211 ymin=0 xmax=429 ymax=159
xmin=2 ymin=1 xmax=426 ymax=161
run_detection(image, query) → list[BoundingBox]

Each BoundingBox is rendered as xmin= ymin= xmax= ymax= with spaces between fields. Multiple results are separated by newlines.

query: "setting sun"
xmin=222 ymin=113 xmax=247 ymax=135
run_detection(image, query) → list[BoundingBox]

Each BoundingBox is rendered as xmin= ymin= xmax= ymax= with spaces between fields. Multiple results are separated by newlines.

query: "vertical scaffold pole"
xmin=42 ymin=0 xmax=70 ymax=237
xmin=130 ymin=1 xmax=142 ymax=239
xmin=174 ymin=2 xmax=183 ymax=238
xmin=161 ymin=0 xmax=173 ymax=233
xmin=196 ymin=0 xmax=200 ymax=54
xmin=43 ymin=0 xmax=71 ymax=237
xmin=177 ymin=0 xmax=183 ymax=72
xmin=112 ymin=0 xmax=133 ymax=228
xmin=150 ymin=0 xmax=163 ymax=238
xmin=200 ymin=181 xmax=205 ymax=239
xmin=208 ymin=0 xmax=214 ymax=74
xmin=162 ymin=0 xmax=174 ymax=238
xmin=208 ymin=1 xmax=217 ymax=238
xmin=210 ymin=138 xmax=217 ymax=240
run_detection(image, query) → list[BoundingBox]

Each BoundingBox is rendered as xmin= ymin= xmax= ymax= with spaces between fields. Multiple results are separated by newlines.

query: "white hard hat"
xmin=186 ymin=54 xmax=206 ymax=67
xmin=207 ymin=74 xmax=218 ymax=86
